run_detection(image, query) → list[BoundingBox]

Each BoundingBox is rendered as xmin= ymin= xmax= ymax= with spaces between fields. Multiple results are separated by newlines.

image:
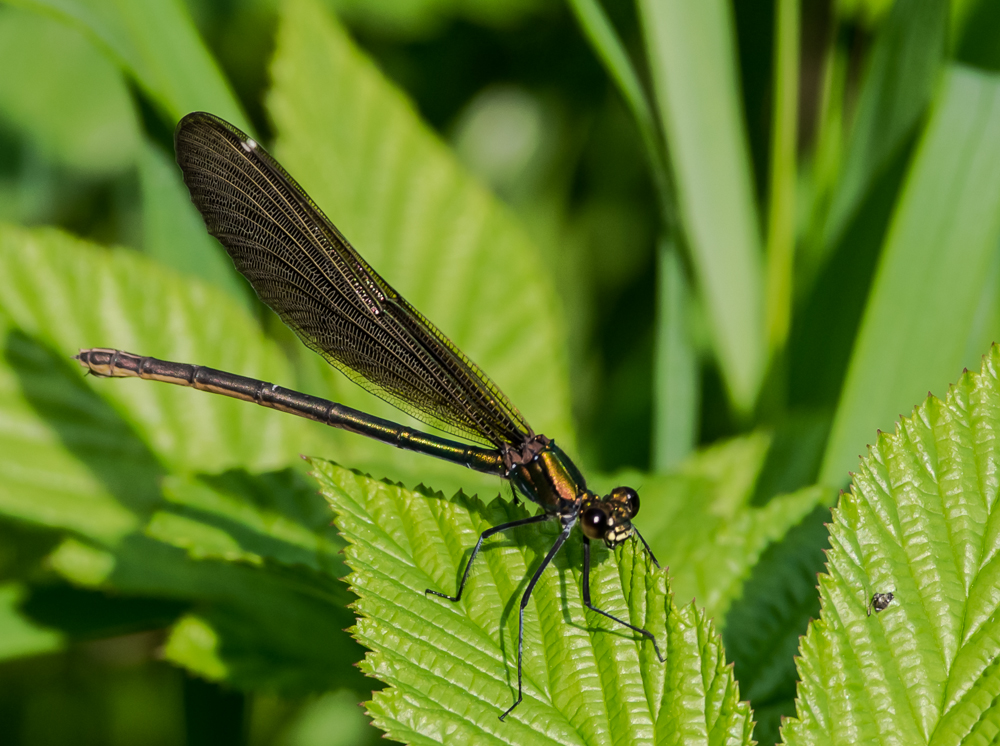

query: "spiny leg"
xmin=499 ymin=522 xmax=573 ymax=721
xmin=632 ymin=526 xmax=661 ymax=569
xmin=581 ymin=537 xmax=665 ymax=663
xmin=426 ymin=513 xmax=551 ymax=602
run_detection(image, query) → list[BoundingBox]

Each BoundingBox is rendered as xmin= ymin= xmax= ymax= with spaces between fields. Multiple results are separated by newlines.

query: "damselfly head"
xmin=580 ymin=486 xmax=640 ymax=547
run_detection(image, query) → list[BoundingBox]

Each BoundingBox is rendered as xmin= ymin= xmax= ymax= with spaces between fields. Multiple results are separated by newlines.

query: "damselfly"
xmin=76 ymin=112 xmax=664 ymax=720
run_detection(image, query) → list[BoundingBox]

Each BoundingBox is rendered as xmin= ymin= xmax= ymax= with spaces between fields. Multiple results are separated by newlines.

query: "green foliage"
xmin=1 ymin=0 xmax=1000 ymax=742
xmin=821 ymin=65 xmax=1000 ymax=484
xmin=267 ymin=0 xmax=575 ymax=461
xmin=614 ymin=434 xmax=831 ymax=620
xmin=637 ymin=0 xmax=765 ymax=416
xmin=0 ymin=583 xmax=62 ymax=659
xmin=7 ymin=0 xmax=247 ymax=127
xmin=0 ymin=223 xmax=313 ymax=475
xmin=785 ymin=345 xmax=1000 ymax=744
xmin=0 ymin=6 xmax=138 ymax=177
xmin=326 ymin=0 xmax=553 ymax=38
xmin=0 ymin=229 xmax=362 ymax=690
xmin=137 ymin=139 xmax=251 ymax=306
xmin=317 ymin=460 xmax=752 ymax=743
xmin=819 ymin=0 xmax=948 ymax=256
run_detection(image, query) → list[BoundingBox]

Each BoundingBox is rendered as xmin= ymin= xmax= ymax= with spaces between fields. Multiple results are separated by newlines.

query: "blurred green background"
xmin=1 ymin=0 xmax=999 ymax=743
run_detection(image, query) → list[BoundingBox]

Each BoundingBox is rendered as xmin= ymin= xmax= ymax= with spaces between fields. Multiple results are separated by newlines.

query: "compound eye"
xmin=581 ymin=507 xmax=609 ymax=540
xmin=614 ymin=487 xmax=640 ymax=518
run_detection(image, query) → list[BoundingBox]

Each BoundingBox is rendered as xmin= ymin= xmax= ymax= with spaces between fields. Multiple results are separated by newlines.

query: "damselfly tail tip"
xmin=73 ymin=350 xmax=91 ymax=375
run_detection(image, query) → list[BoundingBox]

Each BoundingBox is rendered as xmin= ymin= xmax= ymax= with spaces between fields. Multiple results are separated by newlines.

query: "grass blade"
xmin=811 ymin=0 xmax=948 ymax=274
xmin=637 ymin=0 xmax=765 ymax=416
xmin=764 ymin=0 xmax=800 ymax=354
xmin=821 ymin=65 xmax=1000 ymax=486
xmin=566 ymin=0 xmax=673 ymax=224
xmin=653 ymin=240 xmax=698 ymax=470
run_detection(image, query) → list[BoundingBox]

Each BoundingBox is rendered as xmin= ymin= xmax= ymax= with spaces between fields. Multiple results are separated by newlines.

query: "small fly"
xmin=867 ymin=591 xmax=894 ymax=616
xmin=76 ymin=112 xmax=664 ymax=720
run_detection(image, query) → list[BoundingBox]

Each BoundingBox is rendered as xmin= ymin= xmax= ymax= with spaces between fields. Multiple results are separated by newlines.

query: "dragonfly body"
xmin=76 ymin=112 xmax=663 ymax=721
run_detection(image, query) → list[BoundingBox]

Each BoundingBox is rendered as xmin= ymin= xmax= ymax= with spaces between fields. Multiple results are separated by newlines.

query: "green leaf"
xmin=49 ymin=532 xmax=363 ymax=691
xmin=267 ymin=0 xmax=574 ymax=492
xmin=565 ymin=0 xmax=672 ymax=222
xmin=723 ymin=505 xmax=829 ymax=745
xmin=0 ymin=5 xmax=138 ymax=176
xmin=652 ymin=241 xmax=698 ymax=470
xmin=0 ymin=223 xmax=314 ymax=474
xmin=16 ymin=458 xmax=360 ymax=690
xmin=0 ymin=321 xmax=157 ymax=542
xmin=784 ymin=344 xmax=1000 ymax=744
xmin=315 ymin=459 xmax=753 ymax=743
xmin=637 ymin=0 xmax=765 ymax=415
xmin=819 ymin=0 xmax=948 ymax=261
xmin=820 ymin=65 xmax=1000 ymax=487
xmin=157 ymin=470 xmax=346 ymax=577
xmin=0 ymin=582 xmax=63 ymax=660
xmin=7 ymin=0 xmax=247 ymax=128
xmin=565 ymin=1 xmax=695 ymax=469
xmin=137 ymin=138 xmax=251 ymax=308
xmin=0 ymin=225 xmax=367 ymax=689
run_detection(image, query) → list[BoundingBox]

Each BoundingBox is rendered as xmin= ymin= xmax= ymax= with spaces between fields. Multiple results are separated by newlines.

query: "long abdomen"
xmin=76 ymin=348 xmax=506 ymax=476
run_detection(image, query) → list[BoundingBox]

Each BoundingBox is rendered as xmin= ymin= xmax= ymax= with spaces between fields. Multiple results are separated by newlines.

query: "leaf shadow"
xmin=166 ymin=468 xmax=349 ymax=580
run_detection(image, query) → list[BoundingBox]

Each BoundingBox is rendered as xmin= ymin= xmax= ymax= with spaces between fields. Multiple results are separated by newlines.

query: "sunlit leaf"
xmin=317 ymin=459 xmax=753 ymax=744
xmin=0 ymin=225 xmax=366 ymax=689
xmin=0 ymin=317 xmax=154 ymax=542
xmin=784 ymin=344 xmax=1000 ymax=744
xmin=0 ymin=223 xmax=314 ymax=474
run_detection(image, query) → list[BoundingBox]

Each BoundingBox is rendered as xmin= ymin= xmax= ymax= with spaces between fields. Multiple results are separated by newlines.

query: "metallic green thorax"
xmin=507 ymin=437 xmax=585 ymax=512
xmin=506 ymin=436 xmax=637 ymax=546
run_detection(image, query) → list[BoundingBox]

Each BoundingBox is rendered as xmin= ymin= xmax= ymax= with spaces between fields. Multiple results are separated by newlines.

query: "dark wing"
xmin=173 ymin=112 xmax=532 ymax=448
